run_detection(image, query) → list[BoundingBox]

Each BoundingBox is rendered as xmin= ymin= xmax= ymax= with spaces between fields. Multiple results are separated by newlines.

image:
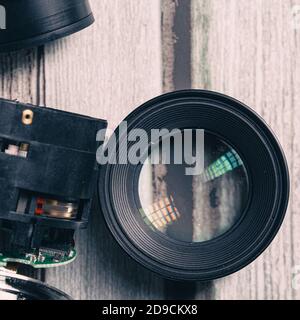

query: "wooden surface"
xmin=0 ymin=0 xmax=299 ymax=300
xmin=192 ymin=0 xmax=300 ymax=300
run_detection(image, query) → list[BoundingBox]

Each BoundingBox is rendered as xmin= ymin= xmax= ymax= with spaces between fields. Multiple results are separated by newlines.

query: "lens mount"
xmin=99 ymin=90 xmax=289 ymax=281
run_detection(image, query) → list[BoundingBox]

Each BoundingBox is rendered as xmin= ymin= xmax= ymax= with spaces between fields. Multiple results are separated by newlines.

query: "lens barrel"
xmin=99 ymin=90 xmax=290 ymax=281
xmin=0 ymin=0 xmax=94 ymax=52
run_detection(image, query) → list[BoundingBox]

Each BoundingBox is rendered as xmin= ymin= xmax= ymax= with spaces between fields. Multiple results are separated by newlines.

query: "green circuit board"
xmin=0 ymin=249 xmax=77 ymax=269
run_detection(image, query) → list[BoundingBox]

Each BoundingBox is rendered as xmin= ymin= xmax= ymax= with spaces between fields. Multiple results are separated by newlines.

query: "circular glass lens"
xmin=138 ymin=130 xmax=249 ymax=243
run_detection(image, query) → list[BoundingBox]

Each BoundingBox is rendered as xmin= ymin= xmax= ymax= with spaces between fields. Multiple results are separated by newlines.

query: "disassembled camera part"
xmin=0 ymin=0 xmax=94 ymax=53
xmin=0 ymin=270 xmax=71 ymax=300
xmin=0 ymin=98 xmax=107 ymax=269
xmin=100 ymin=90 xmax=289 ymax=281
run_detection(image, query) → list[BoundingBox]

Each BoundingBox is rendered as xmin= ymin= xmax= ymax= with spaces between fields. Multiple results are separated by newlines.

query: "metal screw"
xmin=22 ymin=110 xmax=34 ymax=125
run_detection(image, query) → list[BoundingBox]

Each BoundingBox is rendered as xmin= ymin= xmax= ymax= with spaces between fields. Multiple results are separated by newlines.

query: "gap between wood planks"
xmin=161 ymin=0 xmax=214 ymax=300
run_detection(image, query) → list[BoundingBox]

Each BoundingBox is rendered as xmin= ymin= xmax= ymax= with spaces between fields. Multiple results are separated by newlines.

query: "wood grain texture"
xmin=42 ymin=0 xmax=164 ymax=300
xmin=192 ymin=0 xmax=300 ymax=300
xmin=0 ymin=0 xmax=298 ymax=301
xmin=0 ymin=48 xmax=42 ymax=104
xmin=161 ymin=0 xmax=176 ymax=92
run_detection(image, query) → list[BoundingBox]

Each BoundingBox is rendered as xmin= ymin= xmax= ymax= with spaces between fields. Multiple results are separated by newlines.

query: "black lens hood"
xmin=0 ymin=0 xmax=94 ymax=53
xmin=99 ymin=90 xmax=290 ymax=281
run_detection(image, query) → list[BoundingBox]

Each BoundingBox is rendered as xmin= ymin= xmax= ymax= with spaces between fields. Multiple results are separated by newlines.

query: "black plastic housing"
xmin=0 ymin=98 xmax=106 ymax=263
xmin=0 ymin=0 xmax=94 ymax=53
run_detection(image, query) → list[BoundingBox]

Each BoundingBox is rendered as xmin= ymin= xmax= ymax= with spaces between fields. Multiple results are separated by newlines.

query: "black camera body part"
xmin=0 ymin=98 xmax=107 ymax=268
xmin=0 ymin=0 xmax=94 ymax=53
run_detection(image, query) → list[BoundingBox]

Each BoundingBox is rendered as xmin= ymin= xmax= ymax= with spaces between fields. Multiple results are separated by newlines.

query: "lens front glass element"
xmin=138 ymin=131 xmax=249 ymax=243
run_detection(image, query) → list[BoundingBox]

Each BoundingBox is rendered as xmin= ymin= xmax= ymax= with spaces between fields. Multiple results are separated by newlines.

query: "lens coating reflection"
xmin=138 ymin=131 xmax=249 ymax=243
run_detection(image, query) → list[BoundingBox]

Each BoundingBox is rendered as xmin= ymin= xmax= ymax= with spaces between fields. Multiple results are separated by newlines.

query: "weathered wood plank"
xmin=192 ymin=0 xmax=300 ymax=300
xmin=161 ymin=0 xmax=176 ymax=92
xmin=0 ymin=48 xmax=42 ymax=104
xmin=43 ymin=0 xmax=164 ymax=300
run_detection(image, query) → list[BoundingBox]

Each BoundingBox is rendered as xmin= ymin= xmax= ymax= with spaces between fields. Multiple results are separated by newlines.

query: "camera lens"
xmin=99 ymin=90 xmax=289 ymax=281
xmin=0 ymin=0 xmax=94 ymax=53
xmin=138 ymin=131 xmax=249 ymax=243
